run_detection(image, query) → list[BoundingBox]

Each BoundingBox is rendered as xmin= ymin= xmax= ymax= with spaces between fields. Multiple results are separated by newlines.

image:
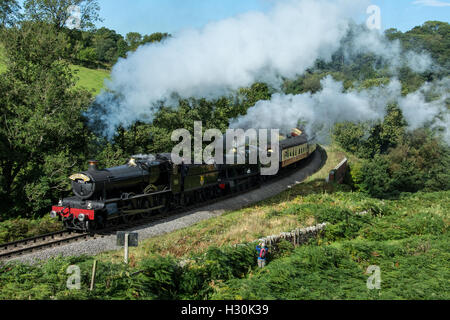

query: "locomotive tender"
xmin=51 ymin=130 xmax=317 ymax=232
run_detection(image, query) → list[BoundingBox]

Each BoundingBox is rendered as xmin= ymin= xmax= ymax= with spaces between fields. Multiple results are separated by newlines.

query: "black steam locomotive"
xmin=51 ymin=130 xmax=317 ymax=232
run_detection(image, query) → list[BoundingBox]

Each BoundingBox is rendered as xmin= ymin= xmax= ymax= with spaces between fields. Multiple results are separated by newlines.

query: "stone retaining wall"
xmin=257 ymin=223 xmax=328 ymax=248
xmin=327 ymin=158 xmax=348 ymax=184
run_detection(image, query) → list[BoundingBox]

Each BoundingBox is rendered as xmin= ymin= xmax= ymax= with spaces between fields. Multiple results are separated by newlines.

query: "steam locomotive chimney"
xmin=88 ymin=160 xmax=99 ymax=172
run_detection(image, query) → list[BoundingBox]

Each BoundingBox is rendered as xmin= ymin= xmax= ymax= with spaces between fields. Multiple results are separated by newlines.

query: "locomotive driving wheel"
xmin=121 ymin=193 xmax=137 ymax=223
xmin=158 ymin=195 xmax=169 ymax=214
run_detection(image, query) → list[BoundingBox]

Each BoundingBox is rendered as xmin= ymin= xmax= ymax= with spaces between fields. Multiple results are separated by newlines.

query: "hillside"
xmin=0 ymin=16 xmax=448 ymax=301
xmin=70 ymin=65 xmax=110 ymax=95
xmin=1 ymin=145 xmax=448 ymax=300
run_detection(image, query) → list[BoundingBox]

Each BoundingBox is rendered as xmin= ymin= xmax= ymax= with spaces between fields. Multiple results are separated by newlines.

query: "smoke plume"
xmin=89 ymin=0 xmax=369 ymax=136
xmin=231 ymin=76 xmax=450 ymax=144
xmin=88 ymin=0 xmax=447 ymax=143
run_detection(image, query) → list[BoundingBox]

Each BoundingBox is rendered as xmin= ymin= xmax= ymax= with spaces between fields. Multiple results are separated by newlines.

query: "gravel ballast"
xmin=4 ymin=150 xmax=324 ymax=265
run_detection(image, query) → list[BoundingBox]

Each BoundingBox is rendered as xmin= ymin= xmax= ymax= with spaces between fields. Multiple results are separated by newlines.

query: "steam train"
xmin=50 ymin=129 xmax=317 ymax=232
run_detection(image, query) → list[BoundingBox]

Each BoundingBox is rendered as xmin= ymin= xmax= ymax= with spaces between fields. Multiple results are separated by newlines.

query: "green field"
xmin=0 ymin=48 xmax=109 ymax=95
xmin=70 ymin=65 xmax=110 ymax=95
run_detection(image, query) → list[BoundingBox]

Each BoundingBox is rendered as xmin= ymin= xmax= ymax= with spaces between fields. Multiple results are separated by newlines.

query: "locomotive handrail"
xmin=105 ymin=189 xmax=172 ymax=204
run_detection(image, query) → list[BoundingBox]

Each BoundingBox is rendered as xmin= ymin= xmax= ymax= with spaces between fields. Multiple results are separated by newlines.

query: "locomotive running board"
xmin=104 ymin=190 xmax=172 ymax=204
xmin=121 ymin=205 xmax=165 ymax=215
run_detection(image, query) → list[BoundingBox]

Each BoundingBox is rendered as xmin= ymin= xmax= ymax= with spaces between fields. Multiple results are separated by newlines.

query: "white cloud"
xmin=412 ymin=0 xmax=450 ymax=7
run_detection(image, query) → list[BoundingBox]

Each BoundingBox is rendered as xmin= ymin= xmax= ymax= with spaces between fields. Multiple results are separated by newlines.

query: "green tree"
xmin=334 ymin=104 xmax=407 ymax=159
xmin=333 ymin=122 xmax=368 ymax=155
xmin=116 ymin=38 xmax=129 ymax=59
xmin=93 ymin=27 xmax=122 ymax=63
xmin=24 ymin=0 xmax=102 ymax=30
xmin=126 ymin=32 xmax=142 ymax=51
xmin=141 ymin=32 xmax=170 ymax=45
xmin=0 ymin=22 xmax=92 ymax=218
xmin=357 ymin=130 xmax=450 ymax=198
xmin=386 ymin=21 xmax=450 ymax=75
xmin=358 ymin=155 xmax=396 ymax=198
xmin=77 ymin=46 xmax=97 ymax=62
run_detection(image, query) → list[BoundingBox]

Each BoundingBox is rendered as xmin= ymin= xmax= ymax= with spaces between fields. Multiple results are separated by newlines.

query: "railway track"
xmin=0 ymin=184 xmax=260 ymax=261
xmin=0 ymin=148 xmax=325 ymax=262
xmin=0 ymin=231 xmax=94 ymax=260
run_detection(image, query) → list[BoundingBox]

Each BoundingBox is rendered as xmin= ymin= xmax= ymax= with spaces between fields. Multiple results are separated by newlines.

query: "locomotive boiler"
xmin=52 ymin=155 xmax=173 ymax=231
xmin=70 ymin=156 xmax=169 ymax=200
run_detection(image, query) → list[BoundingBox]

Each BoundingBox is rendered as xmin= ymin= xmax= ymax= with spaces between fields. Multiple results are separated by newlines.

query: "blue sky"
xmin=96 ymin=0 xmax=272 ymax=36
xmin=95 ymin=0 xmax=449 ymax=36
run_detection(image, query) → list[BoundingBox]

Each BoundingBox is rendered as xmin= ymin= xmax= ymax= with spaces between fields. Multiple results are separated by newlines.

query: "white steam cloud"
xmin=344 ymin=28 xmax=433 ymax=73
xmin=89 ymin=0 xmax=446 ymax=143
xmin=231 ymin=76 xmax=450 ymax=144
xmin=91 ymin=0 xmax=369 ymax=135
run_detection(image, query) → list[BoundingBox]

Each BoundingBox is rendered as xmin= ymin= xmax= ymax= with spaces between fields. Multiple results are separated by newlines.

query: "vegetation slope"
xmin=0 ymin=1 xmax=448 ymax=300
xmin=1 ymin=146 xmax=448 ymax=300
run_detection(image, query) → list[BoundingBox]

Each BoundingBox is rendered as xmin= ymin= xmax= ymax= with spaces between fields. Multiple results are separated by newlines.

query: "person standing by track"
xmin=256 ymin=242 xmax=268 ymax=268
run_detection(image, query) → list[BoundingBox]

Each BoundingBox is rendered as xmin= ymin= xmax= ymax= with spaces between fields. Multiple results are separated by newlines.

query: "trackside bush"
xmin=0 ymin=216 xmax=62 ymax=243
xmin=1 ymin=191 xmax=448 ymax=300
xmin=132 ymin=256 xmax=181 ymax=300
xmin=129 ymin=244 xmax=257 ymax=300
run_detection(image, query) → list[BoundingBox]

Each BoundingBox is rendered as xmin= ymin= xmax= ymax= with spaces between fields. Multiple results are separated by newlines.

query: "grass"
xmin=1 ymin=190 xmax=447 ymax=300
xmin=0 ymin=217 xmax=62 ymax=244
xmin=211 ymin=191 xmax=449 ymax=300
xmin=96 ymin=202 xmax=319 ymax=266
xmin=0 ymin=47 xmax=110 ymax=95
xmin=0 ymin=144 xmax=448 ymax=300
xmin=70 ymin=65 xmax=110 ymax=95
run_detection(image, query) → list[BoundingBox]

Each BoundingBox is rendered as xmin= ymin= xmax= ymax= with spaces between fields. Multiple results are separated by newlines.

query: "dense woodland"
xmin=0 ymin=0 xmax=449 ymax=220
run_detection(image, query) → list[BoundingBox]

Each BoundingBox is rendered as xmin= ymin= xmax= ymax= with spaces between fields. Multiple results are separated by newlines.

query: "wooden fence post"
xmin=90 ymin=260 xmax=97 ymax=291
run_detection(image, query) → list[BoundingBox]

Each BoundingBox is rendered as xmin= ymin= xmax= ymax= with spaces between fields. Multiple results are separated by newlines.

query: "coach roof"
xmin=279 ymin=134 xmax=309 ymax=149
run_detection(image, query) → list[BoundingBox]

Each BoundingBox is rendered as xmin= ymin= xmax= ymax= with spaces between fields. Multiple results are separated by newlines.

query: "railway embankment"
xmin=2 ymin=147 xmax=326 ymax=265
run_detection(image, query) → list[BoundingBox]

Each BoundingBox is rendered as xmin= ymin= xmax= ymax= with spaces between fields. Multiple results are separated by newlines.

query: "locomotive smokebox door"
xmin=116 ymin=232 xmax=139 ymax=247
